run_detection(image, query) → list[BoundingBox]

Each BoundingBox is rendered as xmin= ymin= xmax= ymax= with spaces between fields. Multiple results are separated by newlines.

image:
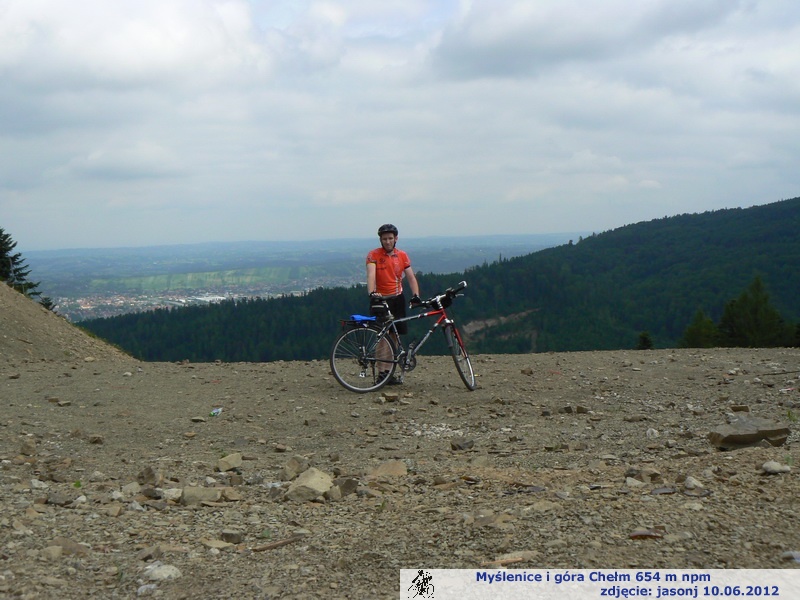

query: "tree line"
xmin=78 ymin=197 xmax=800 ymax=361
xmin=76 ymin=268 xmax=798 ymax=364
xmin=4 ymin=196 xmax=800 ymax=361
xmin=680 ymin=276 xmax=797 ymax=348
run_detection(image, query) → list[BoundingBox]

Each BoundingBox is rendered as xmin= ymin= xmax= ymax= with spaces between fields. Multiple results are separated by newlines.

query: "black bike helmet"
xmin=377 ymin=223 xmax=398 ymax=236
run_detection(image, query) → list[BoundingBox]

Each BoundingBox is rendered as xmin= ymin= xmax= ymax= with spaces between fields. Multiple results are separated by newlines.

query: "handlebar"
xmin=450 ymin=281 xmax=467 ymax=294
xmin=412 ymin=280 xmax=467 ymax=310
xmin=370 ymin=281 xmax=468 ymax=315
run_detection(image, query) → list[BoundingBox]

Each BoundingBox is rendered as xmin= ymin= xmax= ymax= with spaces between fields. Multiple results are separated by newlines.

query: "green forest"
xmin=79 ymin=197 xmax=800 ymax=362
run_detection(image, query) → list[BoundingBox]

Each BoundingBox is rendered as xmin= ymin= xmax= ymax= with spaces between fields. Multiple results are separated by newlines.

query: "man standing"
xmin=366 ymin=224 xmax=421 ymax=383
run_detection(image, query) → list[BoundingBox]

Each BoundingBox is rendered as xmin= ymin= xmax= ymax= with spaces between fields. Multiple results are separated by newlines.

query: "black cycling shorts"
xmin=385 ymin=293 xmax=408 ymax=335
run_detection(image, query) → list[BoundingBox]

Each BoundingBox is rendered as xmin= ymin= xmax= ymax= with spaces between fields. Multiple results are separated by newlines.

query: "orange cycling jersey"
xmin=366 ymin=248 xmax=411 ymax=296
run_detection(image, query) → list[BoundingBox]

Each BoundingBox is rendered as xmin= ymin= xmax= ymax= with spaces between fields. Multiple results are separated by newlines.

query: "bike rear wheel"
xmin=444 ymin=324 xmax=477 ymax=390
xmin=330 ymin=326 xmax=397 ymax=393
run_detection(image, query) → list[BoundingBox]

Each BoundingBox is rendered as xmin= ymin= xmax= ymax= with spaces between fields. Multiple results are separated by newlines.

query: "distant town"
xmin=56 ymin=291 xmax=243 ymax=322
xmin=56 ymin=277 xmax=362 ymax=322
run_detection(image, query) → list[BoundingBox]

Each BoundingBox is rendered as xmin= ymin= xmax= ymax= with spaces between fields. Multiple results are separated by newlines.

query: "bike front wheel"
xmin=444 ymin=324 xmax=477 ymax=390
xmin=330 ymin=327 xmax=397 ymax=393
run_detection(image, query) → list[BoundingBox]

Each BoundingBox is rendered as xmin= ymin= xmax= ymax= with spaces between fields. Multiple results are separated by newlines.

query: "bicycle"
xmin=330 ymin=281 xmax=477 ymax=393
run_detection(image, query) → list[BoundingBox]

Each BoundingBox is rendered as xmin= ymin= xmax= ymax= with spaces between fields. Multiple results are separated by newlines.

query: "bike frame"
xmin=373 ymin=301 xmax=458 ymax=373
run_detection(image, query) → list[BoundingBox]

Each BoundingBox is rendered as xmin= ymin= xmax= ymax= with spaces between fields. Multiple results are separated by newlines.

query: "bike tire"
xmin=444 ymin=324 xmax=477 ymax=390
xmin=330 ymin=326 xmax=397 ymax=393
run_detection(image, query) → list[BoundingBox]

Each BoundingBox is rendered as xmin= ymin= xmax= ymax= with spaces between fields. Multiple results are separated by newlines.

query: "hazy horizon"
xmin=22 ymin=230 xmax=591 ymax=255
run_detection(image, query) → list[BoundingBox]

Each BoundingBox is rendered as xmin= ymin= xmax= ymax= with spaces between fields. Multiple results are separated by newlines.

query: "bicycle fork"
xmin=443 ymin=319 xmax=456 ymax=348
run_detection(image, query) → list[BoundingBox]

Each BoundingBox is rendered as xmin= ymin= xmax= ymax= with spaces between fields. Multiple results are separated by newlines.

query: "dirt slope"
xmin=1 ymin=282 xmax=799 ymax=599
xmin=1 ymin=283 xmax=129 ymax=365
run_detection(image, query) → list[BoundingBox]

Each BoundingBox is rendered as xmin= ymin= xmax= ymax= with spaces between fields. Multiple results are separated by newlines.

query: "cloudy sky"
xmin=2 ymin=0 xmax=799 ymax=251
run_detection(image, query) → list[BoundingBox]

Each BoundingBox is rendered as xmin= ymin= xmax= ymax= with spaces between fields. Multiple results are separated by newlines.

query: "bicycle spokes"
xmin=330 ymin=326 xmax=398 ymax=393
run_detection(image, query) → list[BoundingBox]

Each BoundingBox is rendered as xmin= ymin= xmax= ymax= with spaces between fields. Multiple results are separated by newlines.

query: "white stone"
xmin=762 ymin=461 xmax=791 ymax=475
xmin=684 ymin=476 xmax=704 ymax=490
xmin=181 ymin=486 xmax=222 ymax=506
xmin=217 ymin=452 xmax=243 ymax=472
xmin=121 ymin=482 xmax=141 ymax=497
xmin=162 ymin=488 xmax=183 ymax=501
xmin=285 ymin=467 xmax=333 ymax=502
xmin=143 ymin=562 xmax=182 ymax=581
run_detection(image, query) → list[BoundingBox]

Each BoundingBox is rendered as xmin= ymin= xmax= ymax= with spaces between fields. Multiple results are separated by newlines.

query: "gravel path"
xmin=2 ymin=283 xmax=799 ymax=599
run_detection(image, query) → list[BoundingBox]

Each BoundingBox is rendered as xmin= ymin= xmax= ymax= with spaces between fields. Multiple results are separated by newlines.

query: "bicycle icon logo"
xmin=408 ymin=569 xmax=435 ymax=599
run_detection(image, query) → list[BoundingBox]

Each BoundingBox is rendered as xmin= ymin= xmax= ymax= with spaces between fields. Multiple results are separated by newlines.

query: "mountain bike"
xmin=330 ymin=281 xmax=477 ymax=393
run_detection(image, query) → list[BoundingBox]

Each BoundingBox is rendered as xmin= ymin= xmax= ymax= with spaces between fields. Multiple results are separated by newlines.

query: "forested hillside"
xmin=442 ymin=197 xmax=800 ymax=352
xmin=81 ymin=197 xmax=800 ymax=361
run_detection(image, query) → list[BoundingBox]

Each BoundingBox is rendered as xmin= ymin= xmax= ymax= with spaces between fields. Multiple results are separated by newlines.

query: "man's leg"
xmin=376 ymin=335 xmax=393 ymax=375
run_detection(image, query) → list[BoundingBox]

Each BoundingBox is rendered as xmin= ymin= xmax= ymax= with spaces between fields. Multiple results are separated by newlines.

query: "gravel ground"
xmin=2 ymin=283 xmax=799 ymax=599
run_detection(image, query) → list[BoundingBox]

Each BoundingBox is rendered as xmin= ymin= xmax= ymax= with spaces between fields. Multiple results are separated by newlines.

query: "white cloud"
xmin=1 ymin=0 xmax=799 ymax=250
xmin=0 ymin=0 xmax=273 ymax=91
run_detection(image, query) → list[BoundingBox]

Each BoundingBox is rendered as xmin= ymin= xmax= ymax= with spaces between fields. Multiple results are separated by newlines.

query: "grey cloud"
xmin=429 ymin=0 xmax=748 ymax=80
xmin=639 ymin=0 xmax=746 ymax=37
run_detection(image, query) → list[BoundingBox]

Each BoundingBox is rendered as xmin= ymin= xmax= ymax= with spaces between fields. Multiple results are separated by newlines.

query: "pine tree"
xmin=0 ymin=227 xmax=41 ymax=298
xmin=717 ymin=276 xmax=792 ymax=347
xmin=680 ymin=309 xmax=720 ymax=348
xmin=636 ymin=331 xmax=654 ymax=350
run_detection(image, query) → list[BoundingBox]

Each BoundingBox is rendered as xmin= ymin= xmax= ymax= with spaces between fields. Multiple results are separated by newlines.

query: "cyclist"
xmin=366 ymin=224 xmax=421 ymax=384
